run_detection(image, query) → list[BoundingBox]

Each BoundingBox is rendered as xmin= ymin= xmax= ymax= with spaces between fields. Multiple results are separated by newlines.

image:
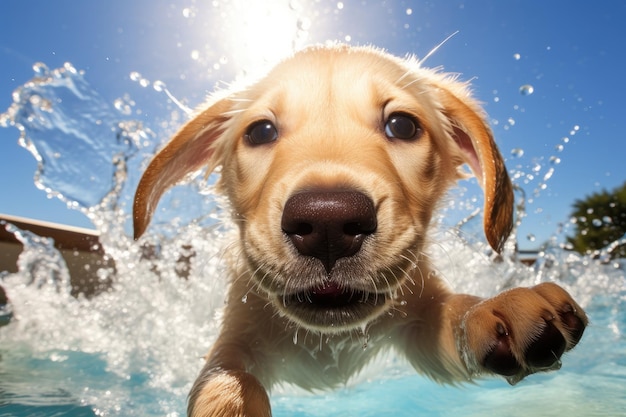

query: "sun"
xmin=212 ymin=1 xmax=313 ymax=76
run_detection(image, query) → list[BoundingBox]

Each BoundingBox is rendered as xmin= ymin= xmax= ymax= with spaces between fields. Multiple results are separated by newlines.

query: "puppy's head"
xmin=134 ymin=45 xmax=513 ymax=333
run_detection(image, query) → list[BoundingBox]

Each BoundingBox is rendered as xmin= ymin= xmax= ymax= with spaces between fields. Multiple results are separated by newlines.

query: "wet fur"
xmin=133 ymin=45 xmax=587 ymax=417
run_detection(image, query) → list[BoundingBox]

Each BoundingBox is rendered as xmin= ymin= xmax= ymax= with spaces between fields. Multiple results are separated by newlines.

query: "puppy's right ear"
xmin=133 ymin=99 xmax=233 ymax=240
xmin=437 ymin=88 xmax=514 ymax=253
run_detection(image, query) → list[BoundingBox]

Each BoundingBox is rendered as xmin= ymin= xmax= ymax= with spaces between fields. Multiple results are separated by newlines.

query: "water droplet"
xmin=406 ymin=8 xmax=413 ymax=15
xmin=562 ymin=137 xmax=570 ymax=143
xmin=153 ymin=80 xmax=166 ymax=92
xmin=592 ymin=218 xmax=603 ymax=227
xmin=513 ymin=53 xmax=521 ymax=60
xmin=32 ymin=62 xmax=50 ymax=76
xmin=129 ymin=71 xmax=142 ymax=82
xmin=139 ymin=78 xmax=150 ymax=88
xmin=113 ymin=97 xmax=133 ymax=115
xmin=527 ymin=234 xmax=536 ymax=242
xmin=549 ymin=156 xmax=561 ymax=165
xmin=359 ymin=324 xmax=370 ymax=349
xmin=519 ymin=84 xmax=534 ymax=96
xmin=63 ymin=62 xmax=77 ymax=74
xmin=293 ymin=330 xmax=298 ymax=344
xmin=510 ymin=148 xmax=524 ymax=158
xmin=241 ymin=294 xmax=248 ymax=303
xmin=555 ymin=144 xmax=564 ymax=152
xmin=602 ymin=216 xmax=613 ymax=224
xmin=336 ymin=2 xmax=344 ymax=10
xmin=297 ymin=17 xmax=312 ymax=31
xmin=28 ymin=94 xmax=52 ymax=112
xmin=182 ymin=7 xmax=196 ymax=18
xmin=190 ymin=50 xmax=200 ymax=61
xmin=289 ymin=0 xmax=302 ymax=11
xmin=507 ymin=117 xmax=515 ymax=126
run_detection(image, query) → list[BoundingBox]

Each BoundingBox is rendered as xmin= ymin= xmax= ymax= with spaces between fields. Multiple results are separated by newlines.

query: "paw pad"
xmin=525 ymin=319 xmax=566 ymax=369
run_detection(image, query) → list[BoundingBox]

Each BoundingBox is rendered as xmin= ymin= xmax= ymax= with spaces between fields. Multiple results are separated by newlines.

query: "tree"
xmin=566 ymin=181 xmax=626 ymax=258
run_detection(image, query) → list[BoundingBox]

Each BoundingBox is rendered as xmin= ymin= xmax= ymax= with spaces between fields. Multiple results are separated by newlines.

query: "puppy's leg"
xmin=188 ymin=286 xmax=273 ymax=417
xmin=188 ymin=362 xmax=271 ymax=417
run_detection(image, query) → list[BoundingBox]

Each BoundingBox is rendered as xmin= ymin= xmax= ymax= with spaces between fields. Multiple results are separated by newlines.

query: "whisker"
xmin=400 ymin=76 xmax=427 ymax=91
xmin=413 ymin=259 xmax=426 ymax=298
xmin=396 ymin=68 xmax=413 ymax=84
xmin=362 ymin=272 xmax=379 ymax=305
xmin=221 ymin=108 xmax=247 ymax=116
xmin=228 ymin=97 xmax=254 ymax=103
xmin=399 ymin=252 xmax=418 ymax=287
xmin=418 ymin=30 xmax=460 ymax=67
xmin=379 ymin=267 xmax=396 ymax=298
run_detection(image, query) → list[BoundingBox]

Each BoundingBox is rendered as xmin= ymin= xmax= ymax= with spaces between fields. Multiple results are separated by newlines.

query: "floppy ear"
xmin=133 ymin=99 xmax=233 ymax=239
xmin=439 ymin=89 xmax=514 ymax=253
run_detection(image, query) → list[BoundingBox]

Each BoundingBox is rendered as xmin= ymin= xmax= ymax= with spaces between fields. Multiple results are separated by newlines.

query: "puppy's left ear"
xmin=439 ymin=88 xmax=514 ymax=253
xmin=133 ymin=98 xmax=233 ymax=240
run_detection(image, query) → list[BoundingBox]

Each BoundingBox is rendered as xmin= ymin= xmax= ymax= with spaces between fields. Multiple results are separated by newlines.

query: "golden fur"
xmin=133 ymin=45 xmax=587 ymax=417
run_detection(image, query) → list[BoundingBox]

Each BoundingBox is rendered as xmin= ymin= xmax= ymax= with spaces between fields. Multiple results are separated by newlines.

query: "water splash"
xmin=5 ymin=223 xmax=71 ymax=293
xmin=0 ymin=63 xmax=625 ymax=417
xmin=0 ymin=63 xmax=233 ymax=415
xmin=1 ymin=62 xmax=143 ymax=211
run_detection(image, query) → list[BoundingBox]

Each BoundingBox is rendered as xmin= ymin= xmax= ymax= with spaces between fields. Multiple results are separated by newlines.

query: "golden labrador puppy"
xmin=133 ymin=45 xmax=587 ymax=417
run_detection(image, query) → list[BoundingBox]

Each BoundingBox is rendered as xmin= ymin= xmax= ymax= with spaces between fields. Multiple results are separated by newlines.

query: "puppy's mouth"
xmin=279 ymin=281 xmax=388 ymax=331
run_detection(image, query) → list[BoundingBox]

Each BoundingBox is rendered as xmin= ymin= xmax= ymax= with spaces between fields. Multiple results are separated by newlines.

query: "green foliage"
xmin=566 ymin=181 xmax=626 ymax=258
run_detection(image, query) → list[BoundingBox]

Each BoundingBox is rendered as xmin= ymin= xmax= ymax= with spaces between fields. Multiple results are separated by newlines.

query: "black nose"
xmin=281 ymin=190 xmax=377 ymax=273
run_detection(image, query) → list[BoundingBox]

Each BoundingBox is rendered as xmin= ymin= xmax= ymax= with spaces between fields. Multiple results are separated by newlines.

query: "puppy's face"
xmin=133 ymin=46 xmax=513 ymax=334
xmin=218 ymin=49 xmax=470 ymax=332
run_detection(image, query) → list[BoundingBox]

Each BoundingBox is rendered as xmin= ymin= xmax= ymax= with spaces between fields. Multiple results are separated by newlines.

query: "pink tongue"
xmin=312 ymin=282 xmax=342 ymax=296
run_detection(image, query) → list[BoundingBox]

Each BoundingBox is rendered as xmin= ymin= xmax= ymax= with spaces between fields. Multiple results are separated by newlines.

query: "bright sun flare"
xmin=217 ymin=1 xmax=312 ymax=74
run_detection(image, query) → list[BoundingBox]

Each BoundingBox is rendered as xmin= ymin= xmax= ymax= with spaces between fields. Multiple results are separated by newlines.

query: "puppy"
xmin=133 ymin=45 xmax=587 ymax=417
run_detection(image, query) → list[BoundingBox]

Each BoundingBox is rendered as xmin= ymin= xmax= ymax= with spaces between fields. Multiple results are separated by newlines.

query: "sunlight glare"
xmin=218 ymin=1 xmax=310 ymax=76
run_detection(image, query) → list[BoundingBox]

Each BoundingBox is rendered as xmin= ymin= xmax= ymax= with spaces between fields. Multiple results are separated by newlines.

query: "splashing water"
xmin=0 ymin=63 xmax=143 ymax=209
xmin=1 ymin=64 xmax=625 ymax=417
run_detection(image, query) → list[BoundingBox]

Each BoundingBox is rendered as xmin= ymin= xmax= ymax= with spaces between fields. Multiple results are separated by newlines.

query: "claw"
xmin=505 ymin=373 xmax=526 ymax=386
xmin=559 ymin=304 xmax=586 ymax=346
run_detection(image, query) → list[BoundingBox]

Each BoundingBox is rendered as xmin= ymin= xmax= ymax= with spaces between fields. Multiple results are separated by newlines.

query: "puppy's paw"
xmin=189 ymin=370 xmax=271 ymax=417
xmin=461 ymin=282 xmax=587 ymax=384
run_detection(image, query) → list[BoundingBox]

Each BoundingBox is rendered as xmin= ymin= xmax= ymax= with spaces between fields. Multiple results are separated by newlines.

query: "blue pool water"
xmin=1 ymin=63 xmax=625 ymax=417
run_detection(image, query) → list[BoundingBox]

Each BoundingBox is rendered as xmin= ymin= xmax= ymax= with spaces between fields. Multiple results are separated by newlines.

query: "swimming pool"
xmin=1 ymin=61 xmax=625 ymax=417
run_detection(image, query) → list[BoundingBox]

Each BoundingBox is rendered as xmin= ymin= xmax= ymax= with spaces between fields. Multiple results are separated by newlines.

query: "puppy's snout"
xmin=281 ymin=191 xmax=377 ymax=273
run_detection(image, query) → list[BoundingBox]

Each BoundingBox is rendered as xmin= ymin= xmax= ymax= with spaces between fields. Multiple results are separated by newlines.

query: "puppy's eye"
xmin=384 ymin=113 xmax=422 ymax=140
xmin=245 ymin=120 xmax=278 ymax=145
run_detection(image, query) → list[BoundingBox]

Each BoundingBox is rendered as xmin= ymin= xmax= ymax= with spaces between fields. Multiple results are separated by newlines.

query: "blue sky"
xmin=1 ymin=0 xmax=625 ymax=250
